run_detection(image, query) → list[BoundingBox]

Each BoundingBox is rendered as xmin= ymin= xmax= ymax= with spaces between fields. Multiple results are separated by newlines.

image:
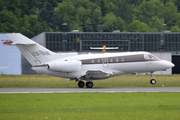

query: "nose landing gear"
xmin=150 ymin=72 xmax=156 ymax=85
xmin=150 ymin=79 xmax=156 ymax=84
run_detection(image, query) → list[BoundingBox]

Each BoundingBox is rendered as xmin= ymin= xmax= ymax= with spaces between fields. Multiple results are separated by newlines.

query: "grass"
xmin=1 ymin=74 xmax=180 ymax=88
xmin=1 ymin=75 xmax=180 ymax=119
xmin=0 ymin=92 xmax=180 ymax=120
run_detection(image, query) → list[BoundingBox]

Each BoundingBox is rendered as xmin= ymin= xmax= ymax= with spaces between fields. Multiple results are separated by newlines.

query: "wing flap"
xmin=86 ymin=70 xmax=112 ymax=80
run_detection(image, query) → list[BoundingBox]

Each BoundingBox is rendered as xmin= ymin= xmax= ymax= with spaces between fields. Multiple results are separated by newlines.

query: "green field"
xmin=1 ymin=75 xmax=180 ymax=120
xmin=0 ymin=74 xmax=180 ymax=88
xmin=0 ymin=92 xmax=180 ymax=120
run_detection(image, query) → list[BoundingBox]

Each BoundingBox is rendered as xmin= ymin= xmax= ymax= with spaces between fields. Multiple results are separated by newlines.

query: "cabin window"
xmin=97 ymin=59 xmax=101 ymax=63
xmin=110 ymin=59 xmax=113 ymax=62
xmin=116 ymin=58 xmax=119 ymax=62
xmin=121 ymin=58 xmax=124 ymax=62
xmin=91 ymin=60 xmax=94 ymax=63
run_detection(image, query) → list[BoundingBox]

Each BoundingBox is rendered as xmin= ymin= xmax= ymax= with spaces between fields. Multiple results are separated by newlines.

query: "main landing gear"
xmin=150 ymin=72 xmax=156 ymax=85
xmin=78 ymin=81 xmax=85 ymax=88
xmin=78 ymin=81 xmax=94 ymax=88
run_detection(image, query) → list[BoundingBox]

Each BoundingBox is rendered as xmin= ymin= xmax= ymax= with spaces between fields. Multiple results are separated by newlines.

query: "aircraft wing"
xmin=86 ymin=70 xmax=112 ymax=80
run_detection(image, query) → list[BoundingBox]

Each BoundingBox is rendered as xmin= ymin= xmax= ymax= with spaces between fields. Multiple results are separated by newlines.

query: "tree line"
xmin=1 ymin=0 xmax=180 ymax=38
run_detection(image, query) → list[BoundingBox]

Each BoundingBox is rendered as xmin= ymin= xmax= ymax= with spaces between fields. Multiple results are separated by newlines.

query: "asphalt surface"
xmin=0 ymin=87 xmax=180 ymax=93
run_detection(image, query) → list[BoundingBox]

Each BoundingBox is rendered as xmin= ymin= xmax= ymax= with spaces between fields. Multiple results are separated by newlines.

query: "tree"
xmin=39 ymin=2 xmax=56 ymax=28
xmin=76 ymin=7 xmax=86 ymax=25
xmin=127 ymin=20 xmax=152 ymax=32
xmin=0 ymin=7 xmax=19 ymax=33
xmin=47 ymin=0 xmax=58 ymax=7
xmin=177 ymin=0 xmax=180 ymax=12
xmin=0 ymin=0 xmax=21 ymax=14
xmin=69 ymin=21 xmax=83 ymax=32
xmin=20 ymin=0 xmax=39 ymax=16
xmin=75 ymin=7 xmax=93 ymax=32
xmin=137 ymin=0 xmax=164 ymax=24
xmin=117 ymin=17 xmax=126 ymax=32
xmin=19 ymin=15 xmax=34 ymax=37
xmin=148 ymin=16 xmax=164 ymax=32
xmin=91 ymin=7 xmax=102 ymax=31
xmin=160 ymin=0 xmax=179 ymax=10
xmin=102 ymin=13 xmax=118 ymax=32
xmin=1 ymin=0 xmax=180 ymax=35
xmin=100 ymin=0 xmax=109 ymax=16
xmin=114 ymin=0 xmax=135 ymax=24
xmin=130 ymin=0 xmax=143 ymax=6
xmin=74 ymin=0 xmax=91 ymax=9
xmin=171 ymin=25 xmax=180 ymax=32
xmin=55 ymin=0 xmax=75 ymax=31
xmin=164 ymin=2 xmax=178 ymax=28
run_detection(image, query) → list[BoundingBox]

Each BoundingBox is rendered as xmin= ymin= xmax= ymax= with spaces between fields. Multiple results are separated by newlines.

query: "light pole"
xmin=62 ymin=22 xmax=67 ymax=51
xmin=162 ymin=23 xmax=167 ymax=32
xmin=161 ymin=21 xmax=167 ymax=51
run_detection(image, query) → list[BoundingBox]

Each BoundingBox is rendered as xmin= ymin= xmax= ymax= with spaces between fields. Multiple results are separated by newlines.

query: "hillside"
xmin=0 ymin=0 xmax=180 ymax=38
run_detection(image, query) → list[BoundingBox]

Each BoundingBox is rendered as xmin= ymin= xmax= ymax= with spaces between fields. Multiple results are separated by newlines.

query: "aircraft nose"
xmin=162 ymin=60 xmax=175 ymax=69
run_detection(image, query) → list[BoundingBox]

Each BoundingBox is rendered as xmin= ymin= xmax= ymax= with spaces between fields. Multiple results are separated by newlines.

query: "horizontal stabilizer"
xmin=6 ymin=33 xmax=36 ymax=45
xmin=11 ymin=42 xmax=36 ymax=45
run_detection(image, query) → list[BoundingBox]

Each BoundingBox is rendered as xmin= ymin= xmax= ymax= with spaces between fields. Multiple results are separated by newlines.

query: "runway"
xmin=0 ymin=87 xmax=180 ymax=93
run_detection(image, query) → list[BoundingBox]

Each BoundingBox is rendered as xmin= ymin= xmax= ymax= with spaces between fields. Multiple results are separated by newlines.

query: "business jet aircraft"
xmin=6 ymin=33 xmax=174 ymax=88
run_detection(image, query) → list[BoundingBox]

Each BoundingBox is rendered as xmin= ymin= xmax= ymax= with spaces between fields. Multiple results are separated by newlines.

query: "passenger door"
xmin=102 ymin=58 xmax=109 ymax=68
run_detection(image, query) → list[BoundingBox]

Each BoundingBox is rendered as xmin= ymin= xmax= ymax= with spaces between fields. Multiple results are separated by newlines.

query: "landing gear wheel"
xmin=150 ymin=79 xmax=156 ymax=84
xmin=86 ymin=82 xmax=93 ymax=88
xmin=78 ymin=81 xmax=85 ymax=88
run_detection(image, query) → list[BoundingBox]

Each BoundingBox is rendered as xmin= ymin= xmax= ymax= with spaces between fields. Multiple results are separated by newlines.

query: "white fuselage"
xmin=32 ymin=52 xmax=174 ymax=80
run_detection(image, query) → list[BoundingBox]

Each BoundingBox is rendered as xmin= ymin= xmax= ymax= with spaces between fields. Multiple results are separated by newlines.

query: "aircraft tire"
xmin=150 ymin=79 xmax=156 ymax=84
xmin=78 ymin=81 xmax=84 ymax=88
xmin=86 ymin=82 xmax=93 ymax=88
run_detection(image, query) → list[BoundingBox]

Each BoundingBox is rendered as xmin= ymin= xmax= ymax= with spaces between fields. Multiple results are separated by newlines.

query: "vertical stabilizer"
xmin=6 ymin=33 xmax=60 ymax=66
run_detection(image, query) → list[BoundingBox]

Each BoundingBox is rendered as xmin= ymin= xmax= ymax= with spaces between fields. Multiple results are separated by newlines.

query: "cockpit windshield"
xmin=144 ymin=54 xmax=158 ymax=60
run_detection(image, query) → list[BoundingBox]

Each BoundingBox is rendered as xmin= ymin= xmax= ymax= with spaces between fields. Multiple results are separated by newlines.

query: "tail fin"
xmin=6 ymin=33 xmax=60 ymax=66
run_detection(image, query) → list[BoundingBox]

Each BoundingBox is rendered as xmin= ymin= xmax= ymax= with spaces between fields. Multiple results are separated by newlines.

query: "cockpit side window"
xmin=144 ymin=54 xmax=158 ymax=60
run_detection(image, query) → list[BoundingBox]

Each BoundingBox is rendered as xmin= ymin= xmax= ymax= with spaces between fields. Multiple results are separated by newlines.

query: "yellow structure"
xmin=102 ymin=45 xmax=106 ymax=53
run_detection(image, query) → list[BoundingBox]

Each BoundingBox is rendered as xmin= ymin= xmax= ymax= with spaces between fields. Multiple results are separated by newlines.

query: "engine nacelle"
xmin=47 ymin=60 xmax=82 ymax=72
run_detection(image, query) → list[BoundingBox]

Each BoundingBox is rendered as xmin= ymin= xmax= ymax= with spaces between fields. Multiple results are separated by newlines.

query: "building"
xmin=1 ymin=31 xmax=180 ymax=75
xmin=35 ymin=31 xmax=180 ymax=52
xmin=0 ymin=33 xmax=21 ymax=74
